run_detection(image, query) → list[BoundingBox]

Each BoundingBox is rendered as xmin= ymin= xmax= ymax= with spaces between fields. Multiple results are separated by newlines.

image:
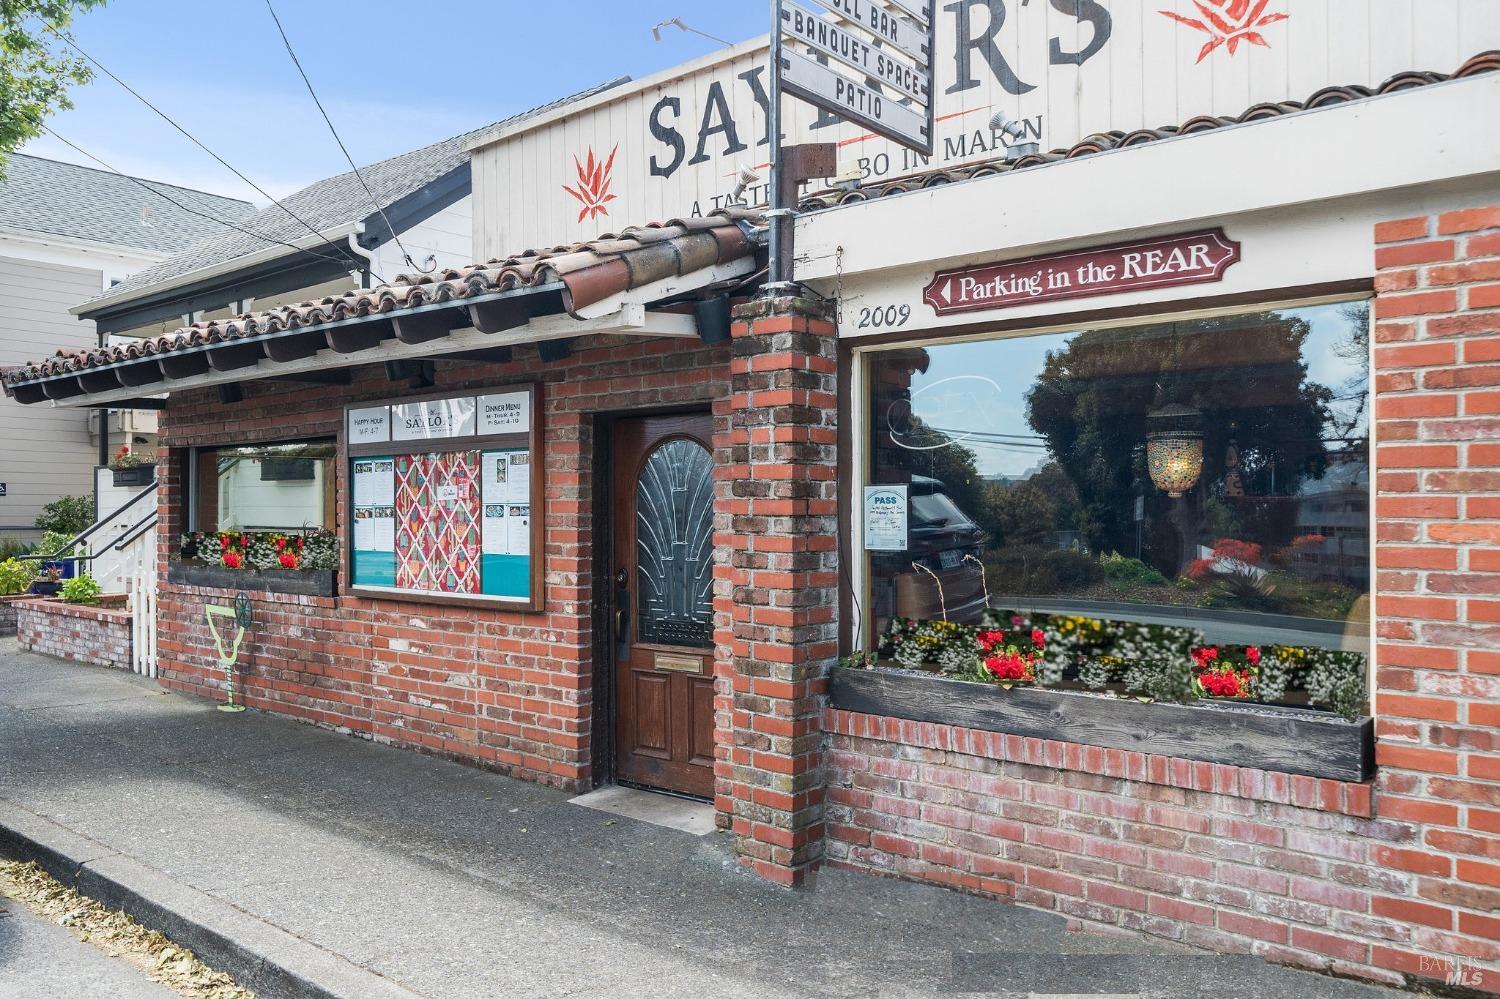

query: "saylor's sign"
xmin=923 ymin=230 xmax=1242 ymax=315
xmin=470 ymin=1 xmax=1500 ymax=253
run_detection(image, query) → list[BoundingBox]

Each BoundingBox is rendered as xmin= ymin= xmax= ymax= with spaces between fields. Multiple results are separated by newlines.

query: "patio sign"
xmin=776 ymin=0 xmax=937 ymax=155
xmin=921 ymin=229 xmax=1241 ymax=316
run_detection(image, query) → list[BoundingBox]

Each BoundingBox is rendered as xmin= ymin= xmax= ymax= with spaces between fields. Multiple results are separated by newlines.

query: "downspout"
xmin=346 ymin=224 xmax=377 ymax=289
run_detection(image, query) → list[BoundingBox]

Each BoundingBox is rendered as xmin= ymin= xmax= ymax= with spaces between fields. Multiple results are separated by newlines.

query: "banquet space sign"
xmin=777 ymin=0 xmax=938 ymax=154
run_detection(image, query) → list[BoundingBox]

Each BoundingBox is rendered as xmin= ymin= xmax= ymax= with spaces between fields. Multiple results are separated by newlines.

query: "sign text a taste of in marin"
xmin=922 ymin=229 xmax=1242 ymax=316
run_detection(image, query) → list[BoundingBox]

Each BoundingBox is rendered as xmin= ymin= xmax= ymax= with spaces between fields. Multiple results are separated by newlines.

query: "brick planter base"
xmin=17 ymin=598 xmax=133 ymax=669
xmin=0 ymin=594 xmax=40 ymax=637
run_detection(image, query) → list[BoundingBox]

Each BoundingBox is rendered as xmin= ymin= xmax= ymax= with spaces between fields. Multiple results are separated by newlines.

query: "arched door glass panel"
xmin=635 ymin=438 xmax=714 ymax=648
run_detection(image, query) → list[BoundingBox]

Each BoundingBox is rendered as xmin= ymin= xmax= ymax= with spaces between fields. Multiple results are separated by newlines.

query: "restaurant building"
xmin=6 ymin=4 xmax=1500 ymax=991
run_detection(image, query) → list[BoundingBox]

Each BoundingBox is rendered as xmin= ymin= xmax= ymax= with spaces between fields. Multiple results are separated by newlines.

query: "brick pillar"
xmin=713 ymin=294 xmax=838 ymax=886
xmin=1372 ymin=203 xmax=1500 ymax=963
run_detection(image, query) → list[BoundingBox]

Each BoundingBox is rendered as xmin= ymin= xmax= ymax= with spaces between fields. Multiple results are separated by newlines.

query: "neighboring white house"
xmin=0 ymin=154 xmax=253 ymax=542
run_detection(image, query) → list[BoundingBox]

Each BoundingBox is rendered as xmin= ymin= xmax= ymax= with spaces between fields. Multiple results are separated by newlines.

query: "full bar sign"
xmin=777 ymin=0 xmax=936 ymax=155
xmin=922 ymin=230 xmax=1242 ymax=316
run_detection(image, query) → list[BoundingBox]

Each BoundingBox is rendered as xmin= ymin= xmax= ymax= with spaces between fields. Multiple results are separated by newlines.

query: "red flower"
xmin=977 ymin=629 xmax=1005 ymax=651
xmin=1198 ymin=668 xmax=1252 ymax=699
xmin=278 ymin=552 xmax=298 ymax=569
xmin=983 ymin=652 xmax=1035 ymax=683
xmin=1010 ymin=615 xmax=1024 ymax=627
xmin=222 ymin=550 xmax=242 ymax=569
xmin=1031 ymin=628 xmax=1046 ymax=648
xmin=275 ymin=537 xmax=287 ymax=550
xmin=1190 ymin=646 xmax=1219 ymax=669
xmin=1245 ymin=646 xmax=1261 ymax=666
xmin=295 ymin=537 xmax=305 ymax=549
xmin=219 ymin=535 xmax=231 ymax=549
xmin=239 ymin=535 xmax=249 ymax=548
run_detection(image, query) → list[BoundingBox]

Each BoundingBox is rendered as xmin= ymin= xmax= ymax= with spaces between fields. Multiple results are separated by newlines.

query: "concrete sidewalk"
xmin=0 ymin=641 xmax=1400 ymax=998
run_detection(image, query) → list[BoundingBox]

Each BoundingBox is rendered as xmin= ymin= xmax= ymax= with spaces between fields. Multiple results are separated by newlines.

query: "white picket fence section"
xmin=127 ymin=534 xmax=158 ymax=678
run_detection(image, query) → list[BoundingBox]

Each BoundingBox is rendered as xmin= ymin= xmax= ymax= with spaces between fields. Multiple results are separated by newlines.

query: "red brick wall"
xmin=713 ymin=296 xmax=839 ymax=885
xmin=156 ymin=333 xmax=729 ymax=791
xmin=818 ymin=205 xmax=1500 ymax=991
xmin=18 ymin=599 xmax=133 ymax=669
xmin=1369 ymin=203 xmax=1500 ymax=984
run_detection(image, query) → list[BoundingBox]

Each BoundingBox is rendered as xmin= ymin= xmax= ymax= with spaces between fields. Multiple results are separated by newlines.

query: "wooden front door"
xmin=611 ymin=413 xmax=716 ymax=798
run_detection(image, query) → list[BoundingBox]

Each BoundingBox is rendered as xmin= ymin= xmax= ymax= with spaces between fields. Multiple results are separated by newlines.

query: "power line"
xmin=20 ymin=2 xmax=384 ymax=284
xmin=30 ymin=118 xmax=361 ymax=279
xmin=261 ymin=0 xmax=426 ymax=275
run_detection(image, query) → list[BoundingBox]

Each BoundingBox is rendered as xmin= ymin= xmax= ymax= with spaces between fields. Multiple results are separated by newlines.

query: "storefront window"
xmin=864 ymin=301 xmax=1370 ymax=655
xmin=192 ymin=440 xmax=336 ymax=533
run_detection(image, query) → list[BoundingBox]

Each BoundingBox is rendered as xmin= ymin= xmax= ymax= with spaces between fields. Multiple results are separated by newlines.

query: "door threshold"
xmin=570 ymin=784 xmax=718 ymax=837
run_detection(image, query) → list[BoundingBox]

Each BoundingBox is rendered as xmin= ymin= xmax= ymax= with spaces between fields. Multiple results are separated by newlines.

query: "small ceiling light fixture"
xmin=727 ymin=165 xmax=761 ymax=205
xmin=650 ymin=17 xmax=732 ymax=47
xmin=989 ymin=111 xmax=1039 ymax=163
xmin=1146 ymin=403 xmax=1205 ymax=498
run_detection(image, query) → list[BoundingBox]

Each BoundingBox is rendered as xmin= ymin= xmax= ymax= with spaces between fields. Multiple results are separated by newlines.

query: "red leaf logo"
xmin=561 ymin=144 xmax=619 ymax=223
xmin=1159 ymin=0 xmax=1288 ymax=63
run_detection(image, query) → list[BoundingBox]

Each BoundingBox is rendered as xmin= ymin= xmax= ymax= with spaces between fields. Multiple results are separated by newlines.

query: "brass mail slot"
xmin=654 ymin=652 xmax=704 ymax=674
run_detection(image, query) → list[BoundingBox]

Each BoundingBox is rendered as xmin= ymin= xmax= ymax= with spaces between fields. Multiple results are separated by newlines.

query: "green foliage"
xmin=0 ymin=558 xmax=34 ymax=595
xmin=0 ymin=1 xmax=106 ymax=176
xmin=34 ymin=494 xmax=93 ymax=537
xmin=59 ymin=573 xmax=100 ymax=605
xmin=39 ymin=529 xmax=79 ymax=558
xmin=0 ymin=539 xmax=36 ymax=560
xmin=986 ymin=545 xmax=1103 ymax=596
xmin=1100 ymin=552 xmax=1168 ymax=591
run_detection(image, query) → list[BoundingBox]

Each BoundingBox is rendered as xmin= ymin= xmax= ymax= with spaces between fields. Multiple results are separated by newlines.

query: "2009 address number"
xmin=856 ymin=304 xmax=911 ymax=330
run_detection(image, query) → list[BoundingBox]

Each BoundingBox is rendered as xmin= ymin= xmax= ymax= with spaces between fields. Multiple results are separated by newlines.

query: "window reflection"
xmin=194 ymin=440 xmax=337 ymax=533
xmin=867 ymin=302 xmax=1370 ymax=653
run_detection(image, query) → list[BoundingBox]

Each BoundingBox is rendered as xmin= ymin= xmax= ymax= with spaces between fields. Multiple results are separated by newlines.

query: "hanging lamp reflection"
xmin=1145 ymin=403 xmax=1205 ymax=498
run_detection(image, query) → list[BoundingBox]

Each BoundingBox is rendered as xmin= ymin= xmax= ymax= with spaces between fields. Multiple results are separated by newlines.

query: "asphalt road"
xmin=0 ymin=892 xmax=176 ymax=999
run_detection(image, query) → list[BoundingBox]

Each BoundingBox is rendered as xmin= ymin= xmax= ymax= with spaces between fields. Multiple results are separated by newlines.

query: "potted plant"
xmin=109 ymin=445 xmax=156 ymax=487
xmin=31 ymin=564 xmax=63 ymax=596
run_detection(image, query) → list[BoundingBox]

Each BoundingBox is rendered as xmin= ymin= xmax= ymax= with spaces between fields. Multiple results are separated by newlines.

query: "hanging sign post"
xmin=766 ymin=0 xmax=936 ymax=289
xmin=207 ymin=591 xmax=254 ymax=713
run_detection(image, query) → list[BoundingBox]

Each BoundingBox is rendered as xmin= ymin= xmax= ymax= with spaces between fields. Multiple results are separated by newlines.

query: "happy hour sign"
xmin=922 ymin=229 xmax=1241 ymax=316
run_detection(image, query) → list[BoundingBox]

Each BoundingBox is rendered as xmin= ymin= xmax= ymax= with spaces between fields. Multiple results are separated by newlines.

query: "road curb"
xmin=0 ymin=800 xmax=422 ymax=999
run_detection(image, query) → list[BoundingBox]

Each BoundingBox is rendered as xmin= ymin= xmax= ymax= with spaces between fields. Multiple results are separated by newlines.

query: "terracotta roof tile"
xmin=4 ymin=207 xmax=763 ymax=389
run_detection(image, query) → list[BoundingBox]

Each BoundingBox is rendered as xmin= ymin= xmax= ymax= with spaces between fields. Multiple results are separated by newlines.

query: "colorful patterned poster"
xmin=394 ymin=451 xmax=482 ymax=594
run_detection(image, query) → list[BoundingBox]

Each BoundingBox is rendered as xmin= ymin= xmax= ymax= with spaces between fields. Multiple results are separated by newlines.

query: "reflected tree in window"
xmin=1025 ymin=311 xmax=1335 ymax=577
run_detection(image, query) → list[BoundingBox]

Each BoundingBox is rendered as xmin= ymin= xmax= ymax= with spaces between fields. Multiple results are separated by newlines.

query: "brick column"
xmin=713 ymin=294 xmax=838 ymax=886
xmin=1372 ymin=203 xmax=1500 ymax=971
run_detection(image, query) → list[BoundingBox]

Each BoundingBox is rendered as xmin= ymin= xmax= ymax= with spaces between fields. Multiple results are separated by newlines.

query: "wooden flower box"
xmin=830 ymin=665 xmax=1374 ymax=782
xmin=111 ymin=466 xmax=156 ymax=487
xmin=167 ymin=561 xmax=336 ymax=598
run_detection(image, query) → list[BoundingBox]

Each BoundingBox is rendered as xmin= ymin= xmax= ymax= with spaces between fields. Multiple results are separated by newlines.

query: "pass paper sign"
xmin=864 ymin=485 xmax=909 ymax=551
xmin=479 ymin=391 xmax=531 ymax=435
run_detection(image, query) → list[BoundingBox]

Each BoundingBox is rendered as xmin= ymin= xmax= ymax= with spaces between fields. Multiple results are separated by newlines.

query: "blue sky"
xmin=20 ymin=1 xmax=769 ymax=204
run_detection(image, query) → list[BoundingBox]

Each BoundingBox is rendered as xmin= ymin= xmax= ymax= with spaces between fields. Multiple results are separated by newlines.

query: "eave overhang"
xmin=8 ymin=209 xmax=764 ymax=408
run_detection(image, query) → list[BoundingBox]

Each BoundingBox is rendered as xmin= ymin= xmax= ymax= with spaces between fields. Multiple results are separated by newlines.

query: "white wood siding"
xmin=375 ymin=195 xmax=474 ymax=281
xmin=472 ymin=0 xmax=1500 ymax=255
xmin=0 ymin=253 xmax=101 ymax=536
